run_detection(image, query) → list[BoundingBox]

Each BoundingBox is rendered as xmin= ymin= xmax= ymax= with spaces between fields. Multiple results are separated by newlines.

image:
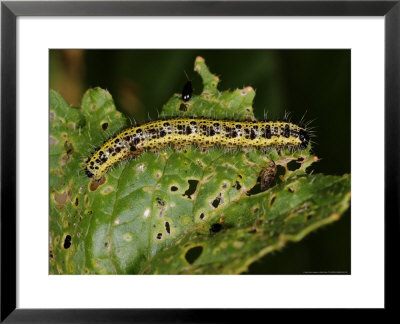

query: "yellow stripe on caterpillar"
xmin=85 ymin=117 xmax=310 ymax=180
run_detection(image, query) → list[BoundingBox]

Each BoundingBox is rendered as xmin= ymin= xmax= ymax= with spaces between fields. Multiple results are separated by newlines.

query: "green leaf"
xmin=141 ymin=174 xmax=350 ymax=274
xmin=49 ymin=56 xmax=351 ymax=274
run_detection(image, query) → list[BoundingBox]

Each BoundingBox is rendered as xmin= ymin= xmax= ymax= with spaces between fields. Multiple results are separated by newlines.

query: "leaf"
xmin=49 ymin=88 xmax=126 ymax=274
xmin=49 ymin=56 xmax=351 ymax=274
xmin=141 ymin=174 xmax=350 ymax=274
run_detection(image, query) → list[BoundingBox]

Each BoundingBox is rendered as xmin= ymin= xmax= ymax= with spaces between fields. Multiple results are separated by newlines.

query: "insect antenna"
xmin=183 ymin=70 xmax=190 ymax=81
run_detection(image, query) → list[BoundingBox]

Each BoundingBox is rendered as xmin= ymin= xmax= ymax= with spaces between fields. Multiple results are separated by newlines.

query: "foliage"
xmin=49 ymin=57 xmax=350 ymax=274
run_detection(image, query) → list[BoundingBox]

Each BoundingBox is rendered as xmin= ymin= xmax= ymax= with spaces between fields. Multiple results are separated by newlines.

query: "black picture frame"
xmin=1 ymin=0 xmax=398 ymax=321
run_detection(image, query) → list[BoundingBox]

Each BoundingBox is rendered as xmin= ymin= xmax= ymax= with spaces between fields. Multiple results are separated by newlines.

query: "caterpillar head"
xmin=299 ymin=129 xmax=310 ymax=150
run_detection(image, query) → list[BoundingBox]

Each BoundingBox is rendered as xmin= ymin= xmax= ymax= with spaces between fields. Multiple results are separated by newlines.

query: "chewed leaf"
xmin=49 ymin=57 xmax=350 ymax=274
xmin=141 ymin=174 xmax=351 ymax=274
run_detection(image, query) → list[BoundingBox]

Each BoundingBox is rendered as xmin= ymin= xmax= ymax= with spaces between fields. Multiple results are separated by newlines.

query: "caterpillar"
xmin=85 ymin=117 xmax=310 ymax=180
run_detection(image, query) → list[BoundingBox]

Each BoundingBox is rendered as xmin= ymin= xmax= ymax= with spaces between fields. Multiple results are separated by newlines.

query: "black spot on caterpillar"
xmin=85 ymin=117 xmax=310 ymax=180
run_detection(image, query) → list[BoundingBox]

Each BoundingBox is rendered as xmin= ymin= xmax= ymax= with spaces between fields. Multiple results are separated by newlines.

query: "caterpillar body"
xmin=85 ymin=117 xmax=310 ymax=180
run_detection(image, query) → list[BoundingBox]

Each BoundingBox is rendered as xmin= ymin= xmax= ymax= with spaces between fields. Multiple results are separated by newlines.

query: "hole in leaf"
xmin=246 ymin=177 xmax=261 ymax=196
xmin=74 ymin=197 xmax=79 ymax=206
xmin=156 ymin=197 xmax=165 ymax=206
xmin=269 ymin=195 xmax=277 ymax=207
xmin=307 ymin=215 xmax=312 ymax=221
xmin=210 ymin=223 xmax=222 ymax=233
xmin=287 ymin=158 xmax=304 ymax=171
xmin=156 ymin=233 xmax=163 ymax=240
xmin=233 ymin=181 xmax=242 ymax=190
xmin=170 ymin=186 xmax=178 ymax=192
xmin=276 ymin=165 xmax=286 ymax=180
xmin=182 ymin=180 xmax=199 ymax=199
xmin=199 ymin=212 xmax=205 ymax=220
xmin=101 ymin=122 xmax=109 ymax=131
xmin=179 ymin=104 xmax=187 ymax=112
xmin=63 ymin=235 xmax=72 ymax=249
xmin=165 ymin=221 xmax=170 ymax=234
xmin=211 ymin=193 xmax=223 ymax=208
xmin=288 ymin=187 xmax=295 ymax=193
xmin=185 ymin=246 xmax=203 ymax=264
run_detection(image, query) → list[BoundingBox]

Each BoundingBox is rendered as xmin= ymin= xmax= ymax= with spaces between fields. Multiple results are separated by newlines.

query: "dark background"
xmin=50 ymin=49 xmax=350 ymax=274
